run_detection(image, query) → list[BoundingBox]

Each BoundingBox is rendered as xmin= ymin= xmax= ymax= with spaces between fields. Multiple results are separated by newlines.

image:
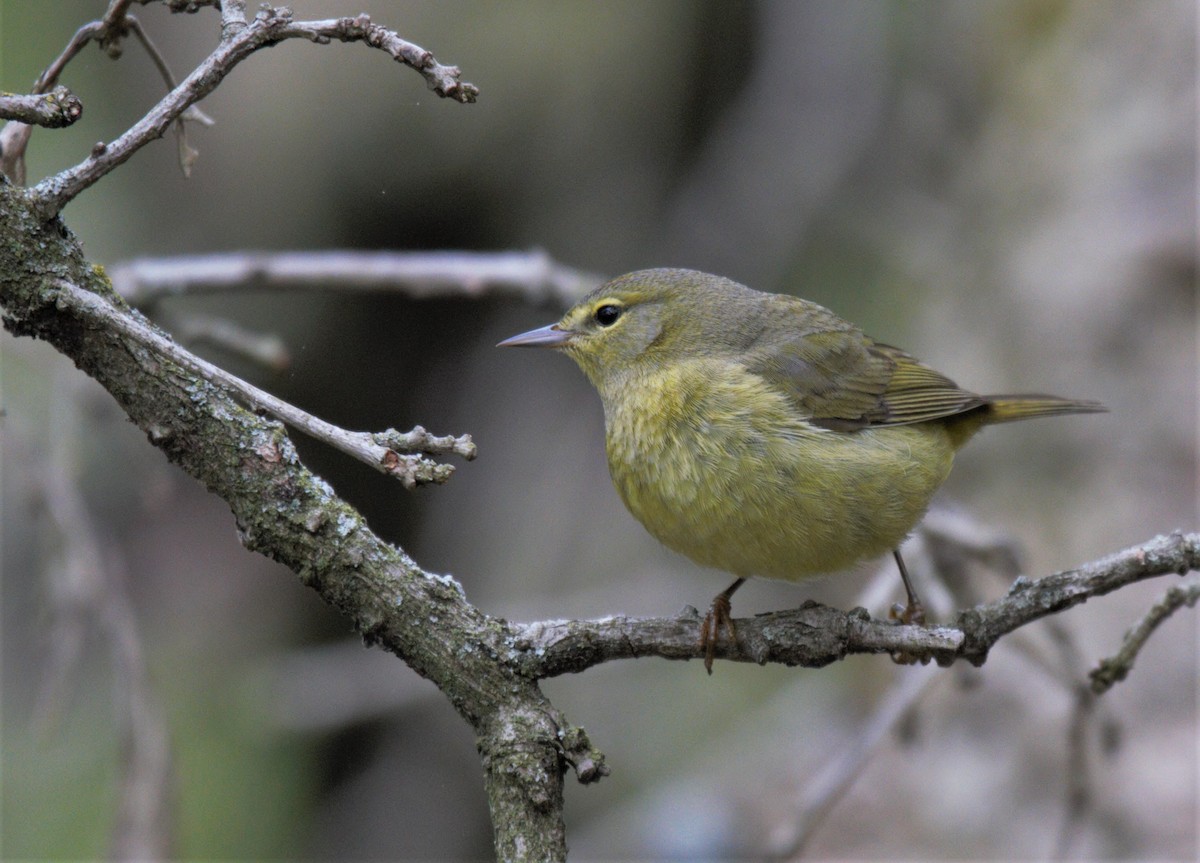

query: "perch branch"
xmin=28 ymin=5 xmax=477 ymax=219
xmin=512 ymin=532 xmax=1199 ymax=677
xmin=54 ymin=279 xmax=474 ymax=486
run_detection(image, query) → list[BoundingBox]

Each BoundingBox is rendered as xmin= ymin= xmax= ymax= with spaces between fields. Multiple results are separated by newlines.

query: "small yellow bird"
xmin=499 ymin=269 xmax=1104 ymax=671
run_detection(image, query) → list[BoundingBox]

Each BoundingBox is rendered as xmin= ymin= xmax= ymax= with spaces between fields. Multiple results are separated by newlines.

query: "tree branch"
xmin=27 ymin=5 xmax=477 ymax=219
xmin=108 ymin=249 xmax=602 ymax=308
xmin=1089 ymin=577 xmax=1200 ymax=694
xmin=53 ymin=277 xmax=474 ymax=487
xmin=0 ymin=20 xmax=103 ymax=184
xmin=510 ymin=532 xmax=1200 ymax=677
xmin=0 ymin=87 xmax=83 ymax=128
xmin=951 ymin=531 xmax=1199 ymax=665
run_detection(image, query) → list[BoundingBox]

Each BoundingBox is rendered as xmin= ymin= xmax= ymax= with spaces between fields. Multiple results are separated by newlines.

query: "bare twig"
xmin=28 ymin=6 xmax=478 ymax=219
xmin=122 ymin=14 xmax=215 ymax=176
xmin=1089 ymin=578 xmax=1200 ymax=694
xmin=0 ymin=87 xmax=83 ymax=128
xmin=109 ymin=249 xmax=603 ymax=308
xmin=53 ymin=278 xmax=474 ymax=486
xmin=0 ymin=1 xmax=209 ymax=184
xmin=0 ymin=21 xmax=103 ymax=183
xmin=217 ymin=0 xmax=249 ymax=38
xmin=97 ymin=0 xmax=138 ymax=56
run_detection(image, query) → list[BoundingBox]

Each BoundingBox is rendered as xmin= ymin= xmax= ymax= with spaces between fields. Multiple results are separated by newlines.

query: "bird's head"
xmin=498 ymin=269 xmax=764 ymax=391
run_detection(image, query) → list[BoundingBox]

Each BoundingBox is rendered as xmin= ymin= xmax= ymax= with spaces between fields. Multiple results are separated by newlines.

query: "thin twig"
xmin=53 ymin=278 xmax=475 ymax=486
xmin=218 ymin=0 xmax=249 ymax=38
xmin=98 ymin=0 xmax=138 ymax=53
xmin=1089 ymin=578 xmax=1200 ymax=694
xmin=108 ymin=249 xmax=603 ymax=308
xmin=0 ymin=21 xmax=103 ymax=183
xmin=0 ymin=1 xmax=210 ymax=184
xmin=123 ymin=15 xmax=215 ymax=176
xmin=29 ymin=7 xmax=478 ymax=219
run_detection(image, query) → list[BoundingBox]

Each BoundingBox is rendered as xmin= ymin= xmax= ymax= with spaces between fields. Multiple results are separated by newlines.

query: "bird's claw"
xmin=700 ymin=592 xmax=737 ymax=674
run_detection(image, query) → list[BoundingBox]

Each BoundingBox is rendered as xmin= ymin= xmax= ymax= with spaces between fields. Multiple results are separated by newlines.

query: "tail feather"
xmin=982 ymin=394 xmax=1107 ymax=425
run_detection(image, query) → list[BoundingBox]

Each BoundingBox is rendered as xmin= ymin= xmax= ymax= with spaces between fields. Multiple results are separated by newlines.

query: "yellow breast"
xmin=600 ymin=359 xmax=956 ymax=581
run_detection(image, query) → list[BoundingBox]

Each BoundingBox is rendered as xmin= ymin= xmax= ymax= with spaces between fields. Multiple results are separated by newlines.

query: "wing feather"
xmin=743 ymin=299 xmax=985 ymax=430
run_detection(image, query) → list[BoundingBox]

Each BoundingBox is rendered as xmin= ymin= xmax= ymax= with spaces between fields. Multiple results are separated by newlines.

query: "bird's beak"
xmin=496 ymin=323 xmax=574 ymax=349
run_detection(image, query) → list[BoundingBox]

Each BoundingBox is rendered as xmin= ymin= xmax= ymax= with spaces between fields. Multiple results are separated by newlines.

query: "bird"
xmin=498 ymin=268 xmax=1105 ymax=672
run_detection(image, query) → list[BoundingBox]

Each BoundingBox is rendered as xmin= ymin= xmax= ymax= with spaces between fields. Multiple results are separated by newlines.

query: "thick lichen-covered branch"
xmin=0 ymin=185 xmax=576 ymax=862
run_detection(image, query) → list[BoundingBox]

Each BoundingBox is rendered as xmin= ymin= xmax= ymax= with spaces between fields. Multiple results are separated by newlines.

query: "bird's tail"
xmin=982 ymin=394 xmax=1107 ymax=425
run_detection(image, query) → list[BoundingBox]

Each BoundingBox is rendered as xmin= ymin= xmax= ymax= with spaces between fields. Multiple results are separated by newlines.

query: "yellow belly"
xmin=602 ymin=361 xmax=956 ymax=581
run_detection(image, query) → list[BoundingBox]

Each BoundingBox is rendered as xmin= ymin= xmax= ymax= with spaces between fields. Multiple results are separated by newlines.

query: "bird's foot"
xmin=888 ymin=598 xmax=926 ymax=627
xmin=700 ymin=593 xmax=737 ymax=675
xmin=888 ymin=599 xmax=929 ymax=665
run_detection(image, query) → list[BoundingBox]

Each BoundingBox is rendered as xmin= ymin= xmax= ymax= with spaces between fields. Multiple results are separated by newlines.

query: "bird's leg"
xmin=889 ymin=549 xmax=926 ymax=626
xmin=700 ymin=577 xmax=745 ymax=674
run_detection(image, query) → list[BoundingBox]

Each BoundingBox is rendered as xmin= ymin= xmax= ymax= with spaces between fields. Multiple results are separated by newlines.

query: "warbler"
xmin=499 ymin=269 xmax=1104 ymax=671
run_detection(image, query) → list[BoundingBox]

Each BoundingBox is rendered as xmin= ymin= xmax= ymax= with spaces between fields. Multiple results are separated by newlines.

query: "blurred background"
xmin=2 ymin=0 xmax=1195 ymax=859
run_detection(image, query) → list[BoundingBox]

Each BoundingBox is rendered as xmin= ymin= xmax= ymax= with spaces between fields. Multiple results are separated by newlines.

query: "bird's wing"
xmin=745 ymin=302 xmax=985 ymax=430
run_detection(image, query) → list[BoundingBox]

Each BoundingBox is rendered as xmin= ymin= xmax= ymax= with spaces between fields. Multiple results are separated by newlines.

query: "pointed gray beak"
xmin=496 ymin=323 xmax=573 ymax=348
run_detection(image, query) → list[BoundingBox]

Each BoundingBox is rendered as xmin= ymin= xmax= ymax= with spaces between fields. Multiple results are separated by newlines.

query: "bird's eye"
xmin=594 ymin=304 xmax=622 ymax=327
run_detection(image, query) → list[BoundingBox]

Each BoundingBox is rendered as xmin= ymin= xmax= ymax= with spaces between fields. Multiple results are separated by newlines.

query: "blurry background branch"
xmin=30 ymin=363 xmax=174 ymax=861
xmin=109 ymin=249 xmax=604 ymax=308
